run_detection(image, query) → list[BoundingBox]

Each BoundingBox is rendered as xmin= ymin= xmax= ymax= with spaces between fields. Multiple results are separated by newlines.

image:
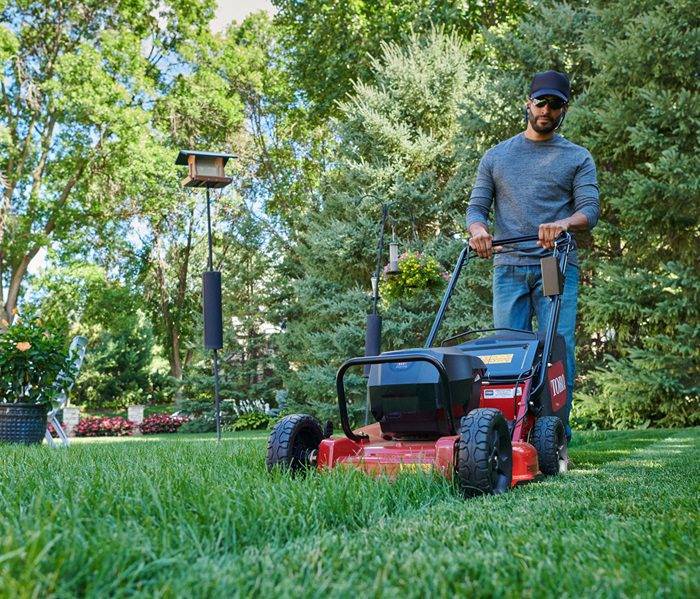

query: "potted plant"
xmin=0 ymin=313 xmax=75 ymax=444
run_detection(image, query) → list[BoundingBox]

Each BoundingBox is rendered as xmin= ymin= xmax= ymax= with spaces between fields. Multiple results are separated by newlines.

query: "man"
xmin=466 ymin=70 xmax=600 ymax=441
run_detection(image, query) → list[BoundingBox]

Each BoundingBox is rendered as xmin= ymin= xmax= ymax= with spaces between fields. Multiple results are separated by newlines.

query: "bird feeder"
xmin=175 ymin=149 xmax=235 ymax=443
xmin=175 ymin=150 xmax=236 ymax=188
xmin=386 ymin=230 xmax=400 ymax=275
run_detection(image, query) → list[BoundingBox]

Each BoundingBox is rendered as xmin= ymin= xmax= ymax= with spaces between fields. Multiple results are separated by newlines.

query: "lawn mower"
xmin=267 ymin=233 xmax=572 ymax=496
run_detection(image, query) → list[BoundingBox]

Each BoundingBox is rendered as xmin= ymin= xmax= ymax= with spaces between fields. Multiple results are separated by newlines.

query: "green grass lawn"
xmin=1 ymin=428 xmax=698 ymax=597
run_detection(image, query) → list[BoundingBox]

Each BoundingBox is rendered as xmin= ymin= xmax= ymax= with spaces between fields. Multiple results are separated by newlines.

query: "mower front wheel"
xmin=456 ymin=408 xmax=512 ymax=497
xmin=266 ymin=414 xmax=323 ymax=474
xmin=532 ymin=416 xmax=568 ymax=475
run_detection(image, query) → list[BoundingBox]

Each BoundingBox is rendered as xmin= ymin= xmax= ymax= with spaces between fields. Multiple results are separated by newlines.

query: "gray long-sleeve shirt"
xmin=467 ymin=132 xmax=600 ymax=266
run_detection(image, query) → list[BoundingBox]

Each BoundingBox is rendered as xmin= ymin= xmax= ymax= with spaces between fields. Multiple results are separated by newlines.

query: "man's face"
xmin=527 ymin=95 xmax=567 ymax=134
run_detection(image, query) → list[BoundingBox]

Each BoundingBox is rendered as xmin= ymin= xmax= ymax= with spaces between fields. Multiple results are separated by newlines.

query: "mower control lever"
xmin=336 ymin=353 xmax=456 ymax=443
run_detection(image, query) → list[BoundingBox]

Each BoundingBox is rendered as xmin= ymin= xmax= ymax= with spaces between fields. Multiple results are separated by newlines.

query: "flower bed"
xmin=75 ymin=416 xmax=135 ymax=437
xmin=139 ymin=414 xmax=189 ymax=435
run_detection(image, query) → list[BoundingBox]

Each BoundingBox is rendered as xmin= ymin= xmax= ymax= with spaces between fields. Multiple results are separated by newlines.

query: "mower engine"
xmin=368 ymin=348 xmax=485 ymax=438
xmin=458 ymin=330 xmax=568 ymax=426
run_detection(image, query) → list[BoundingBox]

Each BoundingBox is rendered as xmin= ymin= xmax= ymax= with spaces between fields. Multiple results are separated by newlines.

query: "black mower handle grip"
xmin=469 ymin=232 xmax=571 ymax=256
xmin=491 ymin=232 xmax=571 ymax=246
xmin=335 ymin=353 xmax=456 ymax=443
xmin=491 ymin=234 xmax=540 ymax=245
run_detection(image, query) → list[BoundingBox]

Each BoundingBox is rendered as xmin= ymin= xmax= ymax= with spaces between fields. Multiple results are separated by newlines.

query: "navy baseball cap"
xmin=529 ymin=70 xmax=570 ymax=102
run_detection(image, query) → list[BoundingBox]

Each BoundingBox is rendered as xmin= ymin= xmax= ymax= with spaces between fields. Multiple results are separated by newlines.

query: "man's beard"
xmin=528 ymin=111 xmax=560 ymax=134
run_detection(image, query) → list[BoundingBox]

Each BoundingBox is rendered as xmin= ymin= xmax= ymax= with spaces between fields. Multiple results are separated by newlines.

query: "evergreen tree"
xmin=566 ymin=0 xmax=700 ymax=427
xmin=278 ymin=31 xmax=498 ymax=421
xmin=276 ymin=1 xmax=700 ymax=429
xmin=219 ymin=209 xmax=283 ymax=409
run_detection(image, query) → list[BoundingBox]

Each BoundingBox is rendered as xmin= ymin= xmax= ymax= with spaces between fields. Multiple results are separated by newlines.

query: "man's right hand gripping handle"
xmin=468 ymin=223 xmax=502 ymax=259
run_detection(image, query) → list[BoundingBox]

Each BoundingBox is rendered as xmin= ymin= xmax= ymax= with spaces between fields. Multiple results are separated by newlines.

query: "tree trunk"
xmin=153 ymin=233 xmax=183 ymax=380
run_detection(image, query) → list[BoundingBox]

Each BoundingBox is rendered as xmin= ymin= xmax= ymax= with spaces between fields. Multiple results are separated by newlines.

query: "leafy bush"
xmin=0 ymin=314 xmax=74 ymax=406
xmin=73 ymin=312 xmax=155 ymax=411
xmin=74 ymin=417 xmax=134 ymax=437
xmin=179 ymin=374 xmax=241 ymax=405
xmin=380 ymin=251 xmax=447 ymax=303
xmin=230 ymin=411 xmax=271 ymax=431
xmin=178 ymin=417 xmax=217 ymax=434
xmin=139 ymin=414 xmax=189 ymax=435
xmin=147 ymin=373 xmax=181 ymax=405
xmin=175 ymin=398 xmax=238 ymax=421
xmin=174 ymin=398 xmax=214 ymax=417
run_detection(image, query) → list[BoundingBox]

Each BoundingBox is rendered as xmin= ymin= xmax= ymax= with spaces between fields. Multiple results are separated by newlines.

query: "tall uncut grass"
xmin=0 ymin=429 xmax=698 ymax=597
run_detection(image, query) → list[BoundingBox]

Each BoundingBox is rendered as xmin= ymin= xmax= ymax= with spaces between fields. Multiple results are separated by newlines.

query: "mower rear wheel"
xmin=532 ymin=416 xmax=568 ymax=475
xmin=266 ymin=414 xmax=323 ymax=473
xmin=456 ymin=408 xmax=512 ymax=497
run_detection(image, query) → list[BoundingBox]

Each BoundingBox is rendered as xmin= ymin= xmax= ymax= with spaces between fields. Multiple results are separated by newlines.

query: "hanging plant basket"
xmin=0 ymin=402 xmax=48 ymax=445
xmin=380 ymin=251 xmax=448 ymax=303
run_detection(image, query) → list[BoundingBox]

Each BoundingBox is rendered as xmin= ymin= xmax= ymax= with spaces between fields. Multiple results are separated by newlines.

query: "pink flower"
xmin=15 ymin=341 xmax=31 ymax=351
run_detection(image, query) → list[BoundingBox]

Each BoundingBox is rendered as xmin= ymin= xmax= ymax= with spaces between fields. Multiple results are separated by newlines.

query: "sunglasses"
xmin=530 ymin=96 xmax=567 ymax=110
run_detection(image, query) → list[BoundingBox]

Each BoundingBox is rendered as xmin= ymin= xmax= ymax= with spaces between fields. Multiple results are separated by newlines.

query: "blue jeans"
xmin=492 ymin=264 xmax=579 ymax=440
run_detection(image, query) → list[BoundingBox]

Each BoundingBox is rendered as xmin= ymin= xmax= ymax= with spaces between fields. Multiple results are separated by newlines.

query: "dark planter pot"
xmin=0 ymin=402 xmax=48 ymax=445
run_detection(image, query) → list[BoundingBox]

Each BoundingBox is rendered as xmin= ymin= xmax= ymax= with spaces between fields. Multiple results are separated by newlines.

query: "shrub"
xmin=139 ymin=414 xmax=189 ymax=435
xmin=72 ymin=311 xmax=155 ymax=411
xmin=230 ymin=411 xmax=271 ymax=431
xmin=74 ymin=417 xmax=134 ymax=437
xmin=175 ymin=398 xmax=237 ymax=418
xmin=178 ymin=417 xmax=217 ymax=434
xmin=148 ymin=373 xmax=181 ymax=405
xmin=174 ymin=398 xmax=213 ymax=417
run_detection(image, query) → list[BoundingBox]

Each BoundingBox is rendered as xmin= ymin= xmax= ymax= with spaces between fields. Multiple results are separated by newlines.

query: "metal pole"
xmin=206 ymin=187 xmax=222 ymax=442
xmin=206 ymin=188 xmax=214 ymax=271
xmin=213 ymin=348 xmax=222 ymax=442
xmin=371 ymin=204 xmax=389 ymax=314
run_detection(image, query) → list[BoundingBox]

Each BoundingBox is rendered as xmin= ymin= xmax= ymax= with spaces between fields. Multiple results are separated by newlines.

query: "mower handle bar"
xmin=424 ymin=232 xmax=572 ymax=403
xmin=491 ymin=233 xmax=541 ymax=246
xmin=336 ymin=353 xmax=457 ymax=443
xmin=425 ymin=232 xmax=572 ymax=348
xmin=478 ymin=233 xmax=570 ymax=255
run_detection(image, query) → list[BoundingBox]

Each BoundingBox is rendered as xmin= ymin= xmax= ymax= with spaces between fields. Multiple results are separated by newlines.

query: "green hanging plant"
xmin=380 ymin=251 xmax=448 ymax=303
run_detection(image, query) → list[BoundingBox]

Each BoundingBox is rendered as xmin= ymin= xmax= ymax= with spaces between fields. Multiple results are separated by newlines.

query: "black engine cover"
xmin=368 ymin=348 xmax=485 ymax=438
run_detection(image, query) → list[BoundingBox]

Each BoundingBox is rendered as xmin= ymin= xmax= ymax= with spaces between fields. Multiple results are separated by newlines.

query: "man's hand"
xmin=468 ymin=223 xmax=502 ymax=258
xmin=538 ymin=220 xmax=569 ymax=249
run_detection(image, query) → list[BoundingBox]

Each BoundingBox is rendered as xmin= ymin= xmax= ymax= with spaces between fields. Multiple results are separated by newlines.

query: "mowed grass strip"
xmin=0 ymin=429 xmax=698 ymax=598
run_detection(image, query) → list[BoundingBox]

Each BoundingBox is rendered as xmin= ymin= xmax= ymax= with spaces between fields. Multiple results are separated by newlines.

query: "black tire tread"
xmin=457 ymin=408 xmax=512 ymax=497
xmin=266 ymin=413 xmax=323 ymax=472
xmin=532 ymin=416 xmax=566 ymax=476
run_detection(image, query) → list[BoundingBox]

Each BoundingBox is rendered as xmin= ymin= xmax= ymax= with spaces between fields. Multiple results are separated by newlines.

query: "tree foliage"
xmin=568 ymin=0 xmax=700 ymax=427
xmin=277 ymin=2 xmax=699 ymax=428
xmin=0 ymin=0 xmax=218 ymax=324
xmin=32 ymin=263 xmax=159 ymax=409
xmin=272 ymin=0 xmax=528 ymax=121
xmin=2 ymin=1 xmax=696 ymax=429
xmin=278 ymin=30 xmax=497 ymax=419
